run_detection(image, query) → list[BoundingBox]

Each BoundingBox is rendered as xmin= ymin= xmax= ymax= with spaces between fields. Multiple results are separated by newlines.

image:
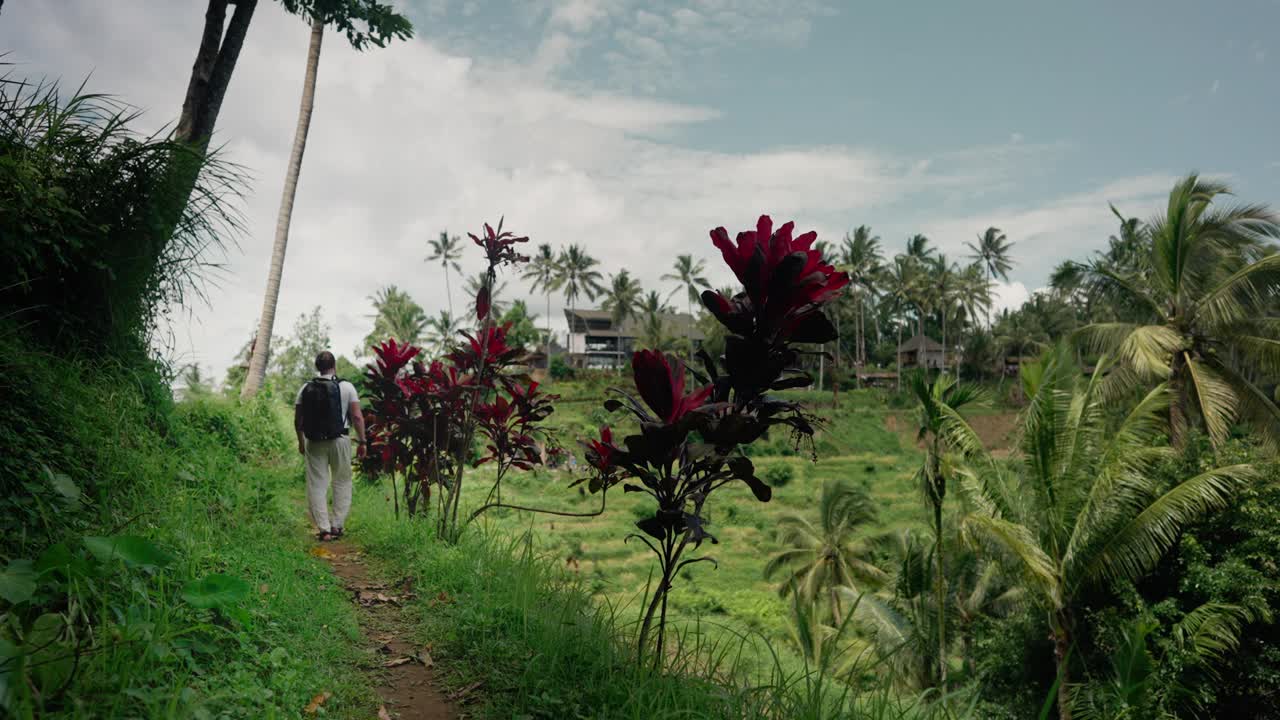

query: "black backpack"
xmin=300 ymin=377 xmax=346 ymax=441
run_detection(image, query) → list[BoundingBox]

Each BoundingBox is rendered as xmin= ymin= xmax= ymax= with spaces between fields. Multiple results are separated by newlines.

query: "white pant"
xmin=305 ymin=436 xmax=352 ymax=532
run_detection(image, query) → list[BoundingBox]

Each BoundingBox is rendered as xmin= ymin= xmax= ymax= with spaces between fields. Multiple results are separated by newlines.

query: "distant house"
xmin=897 ymin=334 xmax=946 ymax=370
xmin=564 ymin=308 xmax=704 ymax=369
xmin=523 ymin=338 xmax=566 ymax=375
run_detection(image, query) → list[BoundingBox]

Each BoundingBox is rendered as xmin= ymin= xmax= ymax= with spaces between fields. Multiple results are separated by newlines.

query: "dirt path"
xmin=312 ymin=540 xmax=457 ymax=719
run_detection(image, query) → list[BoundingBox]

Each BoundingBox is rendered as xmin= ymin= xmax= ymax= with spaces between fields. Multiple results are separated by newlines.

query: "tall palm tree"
xmin=965 ymin=227 xmax=1014 ymax=328
xmin=905 ymin=233 xmax=935 ymax=264
xmin=364 ymin=285 xmax=429 ymax=348
xmin=1077 ymin=174 xmax=1280 ymax=450
xmin=898 ymin=247 xmax=932 ymax=366
xmin=995 ymin=308 xmax=1049 ymax=362
xmin=841 ymin=226 xmax=883 ymax=370
xmin=764 ymin=479 xmax=887 ymax=625
xmin=601 ymin=270 xmax=642 ymax=369
xmin=883 ymin=257 xmax=916 ymax=391
xmin=661 ymin=254 xmax=710 ymax=360
xmin=555 ymin=243 xmax=604 ymax=316
xmin=852 ymin=528 xmax=946 ymax=691
xmin=427 ymin=231 xmax=464 ymax=317
xmin=955 ymin=347 xmax=1255 ymax=720
xmin=522 ymin=242 xmax=560 ymax=361
xmin=636 ymin=290 xmax=674 ymax=351
xmin=241 ymin=17 xmax=325 ymax=400
xmin=424 ymin=309 xmax=462 ymax=358
xmin=953 ymin=264 xmax=993 ymax=377
xmin=931 ymin=255 xmax=960 ymax=375
xmin=908 ymin=371 xmax=982 ymax=692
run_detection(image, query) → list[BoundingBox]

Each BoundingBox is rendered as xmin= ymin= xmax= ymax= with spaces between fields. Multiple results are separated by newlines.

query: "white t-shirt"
xmin=295 ymin=373 xmax=359 ymax=429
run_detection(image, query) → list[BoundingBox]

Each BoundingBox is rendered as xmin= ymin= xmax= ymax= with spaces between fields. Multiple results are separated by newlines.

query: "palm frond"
xmin=1081 ymin=464 xmax=1254 ymax=586
xmin=1184 ymin=357 xmax=1237 ymax=448
xmin=1118 ymin=325 xmax=1181 ymax=379
xmin=961 ymin=513 xmax=1060 ymax=608
xmin=1227 ymin=332 xmax=1280 ymax=377
xmin=1062 ymin=384 xmax=1171 ymax=577
xmin=1075 ymin=322 xmax=1140 ymax=357
xmin=1172 ymin=601 xmax=1268 ymax=665
xmin=1194 ymin=253 xmax=1280 ymax=329
xmin=1210 ymin=360 xmax=1280 ymax=454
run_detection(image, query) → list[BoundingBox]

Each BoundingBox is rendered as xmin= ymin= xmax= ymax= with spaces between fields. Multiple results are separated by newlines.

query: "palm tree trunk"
xmin=896 ymin=322 xmax=902 ymax=392
xmin=545 ymin=290 xmax=552 ymax=367
xmin=917 ymin=308 xmax=926 ymax=368
xmin=1052 ymin=612 xmax=1073 ymax=720
xmin=932 ymin=464 xmax=947 ymax=694
xmin=149 ymin=0 xmax=256 ymax=286
xmin=686 ymin=292 xmax=693 ymax=364
xmin=985 ymin=268 xmax=993 ymax=330
xmin=444 ymin=264 xmax=453 ymax=317
xmin=241 ymin=17 xmax=323 ymax=400
xmin=941 ymin=307 xmax=948 ymax=376
xmin=859 ymin=296 xmax=866 ymax=365
xmin=833 ymin=311 xmax=841 ymax=404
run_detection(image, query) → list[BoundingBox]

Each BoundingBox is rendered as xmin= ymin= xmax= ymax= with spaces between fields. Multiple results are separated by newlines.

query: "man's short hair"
xmin=315 ymin=351 xmax=336 ymax=373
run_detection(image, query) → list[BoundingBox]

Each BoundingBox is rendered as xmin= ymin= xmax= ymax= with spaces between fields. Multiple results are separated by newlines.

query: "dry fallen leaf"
xmin=415 ymin=647 xmax=435 ymax=668
xmin=308 ymin=546 xmax=335 ymax=559
xmin=303 ymin=690 xmax=331 ymax=714
xmin=378 ymin=706 xmax=392 ymax=720
xmin=383 ymin=656 xmax=413 ymax=668
xmin=258 ymin=583 xmax=269 ymax=594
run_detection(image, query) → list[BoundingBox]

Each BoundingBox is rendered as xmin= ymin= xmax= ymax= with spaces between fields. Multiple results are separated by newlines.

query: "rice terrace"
xmin=2 ymin=2 xmax=1279 ymax=719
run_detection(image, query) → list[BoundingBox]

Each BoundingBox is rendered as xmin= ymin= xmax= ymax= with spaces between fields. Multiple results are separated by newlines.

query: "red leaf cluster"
xmin=703 ymin=215 xmax=848 ymax=345
xmin=631 ymin=350 xmax=712 ymax=424
xmin=469 ymin=218 xmax=529 ymax=269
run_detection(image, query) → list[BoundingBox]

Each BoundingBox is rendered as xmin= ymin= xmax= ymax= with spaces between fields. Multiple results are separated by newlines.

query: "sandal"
xmin=331 ymin=527 xmax=344 ymax=538
xmin=317 ymin=530 xmax=337 ymax=542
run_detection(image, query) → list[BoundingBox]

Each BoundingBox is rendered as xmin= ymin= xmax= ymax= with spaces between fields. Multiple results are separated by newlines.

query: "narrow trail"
xmin=312 ymin=539 xmax=458 ymax=719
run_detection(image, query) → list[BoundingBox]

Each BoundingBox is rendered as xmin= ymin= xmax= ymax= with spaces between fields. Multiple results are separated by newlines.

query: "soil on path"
xmin=314 ymin=539 xmax=456 ymax=720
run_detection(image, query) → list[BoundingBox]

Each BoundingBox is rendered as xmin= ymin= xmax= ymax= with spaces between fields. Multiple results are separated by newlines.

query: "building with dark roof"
xmin=564 ymin=308 xmax=704 ymax=369
xmin=897 ymin=334 xmax=946 ymax=370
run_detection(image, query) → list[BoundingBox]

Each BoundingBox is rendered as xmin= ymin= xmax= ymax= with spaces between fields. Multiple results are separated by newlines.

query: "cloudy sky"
xmin=4 ymin=1 xmax=1278 ymax=380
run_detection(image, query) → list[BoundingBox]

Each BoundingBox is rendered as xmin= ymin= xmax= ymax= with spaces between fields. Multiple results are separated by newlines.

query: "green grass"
xmin=346 ymin=482 xmax=958 ymax=720
xmin=4 ymin=348 xmax=1000 ymax=719
xmin=0 ymin=329 xmax=375 ymax=719
xmin=350 ymin=378 xmax=938 ymax=693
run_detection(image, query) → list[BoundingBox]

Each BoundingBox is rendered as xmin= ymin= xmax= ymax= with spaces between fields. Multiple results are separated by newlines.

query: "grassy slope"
xmin=358 ymin=380 xmax=932 ymax=682
xmin=4 ymin=350 xmax=994 ymax=718
xmin=1 ymin=332 xmax=374 ymax=718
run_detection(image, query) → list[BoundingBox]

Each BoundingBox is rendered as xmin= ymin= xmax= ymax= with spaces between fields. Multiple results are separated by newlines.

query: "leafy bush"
xmin=0 ymin=325 xmax=368 ymax=717
xmin=0 ymin=77 xmax=243 ymax=356
xmin=549 ymin=354 xmax=575 ymax=380
xmin=764 ymin=463 xmax=794 ymax=488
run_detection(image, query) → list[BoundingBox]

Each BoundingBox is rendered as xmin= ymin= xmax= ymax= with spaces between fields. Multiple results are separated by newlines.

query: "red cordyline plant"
xmin=361 ymin=218 xmax=575 ymax=541
xmin=574 ymin=214 xmax=849 ymax=663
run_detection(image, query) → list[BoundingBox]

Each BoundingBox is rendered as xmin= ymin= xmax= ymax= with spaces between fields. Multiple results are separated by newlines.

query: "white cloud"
xmin=0 ymin=1 xmax=1161 ymax=382
xmin=916 ymin=174 xmax=1174 ymax=281
xmin=990 ymin=280 xmax=1030 ymax=315
xmin=550 ymin=0 xmax=615 ymax=33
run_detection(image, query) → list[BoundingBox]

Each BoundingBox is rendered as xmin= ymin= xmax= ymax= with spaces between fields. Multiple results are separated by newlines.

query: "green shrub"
xmin=549 ymin=354 xmax=575 ymax=380
xmin=0 ymin=77 xmax=243 ymax=355
xmin=764 ymin=463 xmax=794 ymax=488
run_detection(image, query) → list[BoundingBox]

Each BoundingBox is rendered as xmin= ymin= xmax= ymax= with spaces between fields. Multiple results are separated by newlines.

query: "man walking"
xmin=295 ymin=351 xmax=366 ymax=541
